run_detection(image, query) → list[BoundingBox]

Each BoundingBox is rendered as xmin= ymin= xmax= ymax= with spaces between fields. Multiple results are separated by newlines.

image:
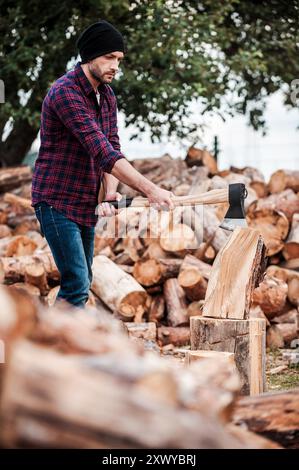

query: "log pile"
xmin=0 ymin=159 xmax=298 ymax=350
xmin=0 ymin=284 xmax=281 ymax=449
xmin=0 ymin=156 xmax=298 ymax=448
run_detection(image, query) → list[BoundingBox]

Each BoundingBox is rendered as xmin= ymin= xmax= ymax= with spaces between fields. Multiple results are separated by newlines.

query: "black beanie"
xmin=76 ymin=20 xmax=126 ymax=63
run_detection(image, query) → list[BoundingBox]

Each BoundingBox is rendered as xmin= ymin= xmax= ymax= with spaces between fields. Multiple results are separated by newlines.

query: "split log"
xmin=163 ymin=278 xmax=189 ymax=326
xmin=247 ymin=208 xmax=289 ymax=256
xmin=268 ymin=169 xmax=299 ymax=194
xmin=203 ymin=227 xmax=266 ymax=320
xmin=91 ymin=255 xmax=148 ymax=319
xmin=232 ymin=388 xmax=299 ymax=448
xmin=133 ymin=258 xmax=182 ymax=287
xmin=157 ymin=326 xmax=190 ymax=347
xmin=251 ymin=276 xmax=288 ymax=319
xmin=283 ymin=213 xmax=299 ymax=261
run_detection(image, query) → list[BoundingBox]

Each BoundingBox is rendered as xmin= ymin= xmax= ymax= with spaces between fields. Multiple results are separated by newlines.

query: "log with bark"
xmin=232 ymin=388 xmax=299 ymax=448
xmin=133 ymin=258 xmax=182 ymax=287
xmin=247 ymin=188 xmax=299 ymax=222
xmin=0 ymin=166 xmax=33 ymax=193
xmin=185 ymin=146 xmax=218 ymax=175
xmin=283 ymin=213 xmax=299 ymax=261
xmin=268 ymin=169 xmax=299 ymax=194
xmin=163 ymin=278 xmax=189 ymax=326
xmin=251 ymin=275 xmax=288 ymax=319
xmin=247 ymin=208 xmax=289 ymax=256
xmin=91 ymin=255 xmax=149 ymax=320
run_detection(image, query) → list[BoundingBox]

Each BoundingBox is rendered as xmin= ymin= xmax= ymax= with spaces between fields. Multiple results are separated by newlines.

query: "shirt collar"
xmin=74 ymin=61 xmax=107 ymax=97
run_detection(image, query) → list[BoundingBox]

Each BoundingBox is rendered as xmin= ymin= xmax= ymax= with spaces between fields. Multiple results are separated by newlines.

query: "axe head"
xmin=219 ymin=183 xmax=248 ymax=231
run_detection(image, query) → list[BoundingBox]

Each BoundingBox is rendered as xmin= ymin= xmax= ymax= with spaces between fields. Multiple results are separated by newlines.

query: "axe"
xmin=103 ymin=183 xmax=248 ymax=231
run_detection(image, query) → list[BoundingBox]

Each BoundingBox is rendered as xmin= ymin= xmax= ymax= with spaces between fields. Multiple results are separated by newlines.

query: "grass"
xmin=266 ymin=348 xmax=299 ymax=392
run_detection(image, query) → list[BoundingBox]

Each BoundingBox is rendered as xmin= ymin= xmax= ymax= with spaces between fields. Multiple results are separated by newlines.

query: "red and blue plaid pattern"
xmin=31 ymin=61 xmax=125 ymax=227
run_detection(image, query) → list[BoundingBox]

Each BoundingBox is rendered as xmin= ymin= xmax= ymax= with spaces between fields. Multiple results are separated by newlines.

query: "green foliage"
xmin=0 ymin=0 xmax=298 ymax=164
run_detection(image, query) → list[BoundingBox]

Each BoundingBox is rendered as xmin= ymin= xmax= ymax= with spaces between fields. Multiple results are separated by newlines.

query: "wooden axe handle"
xmin=104 ymin=188 xmax=229 ymax=208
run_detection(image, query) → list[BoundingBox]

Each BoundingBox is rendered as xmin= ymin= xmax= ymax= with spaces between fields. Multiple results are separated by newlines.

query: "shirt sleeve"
xmin=50 ymin=85 xmax=125 ymax=173
xmin=108 ymin=93 xmax=121 ymax=152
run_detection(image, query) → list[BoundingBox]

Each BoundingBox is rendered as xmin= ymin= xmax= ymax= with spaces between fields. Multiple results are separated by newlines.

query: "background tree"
xmin=0 ymin=0 xmax=298 ymax=166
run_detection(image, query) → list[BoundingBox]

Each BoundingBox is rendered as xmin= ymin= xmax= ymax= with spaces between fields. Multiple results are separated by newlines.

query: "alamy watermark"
xmin=95 ymin=200 xmax=205 ymax=248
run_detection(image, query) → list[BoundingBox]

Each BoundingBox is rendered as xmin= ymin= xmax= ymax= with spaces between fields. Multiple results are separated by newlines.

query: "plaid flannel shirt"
xmin=31 ymin=61 xmax=126 ymax=227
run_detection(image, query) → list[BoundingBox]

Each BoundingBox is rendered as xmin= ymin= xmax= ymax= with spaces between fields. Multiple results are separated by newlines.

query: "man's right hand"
xmin=146 ymin=185 xmax=175 ymax=211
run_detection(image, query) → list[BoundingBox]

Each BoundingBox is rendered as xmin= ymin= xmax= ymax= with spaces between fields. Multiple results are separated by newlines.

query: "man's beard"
xmin=89 ymin=65 xmax=106 ymax=84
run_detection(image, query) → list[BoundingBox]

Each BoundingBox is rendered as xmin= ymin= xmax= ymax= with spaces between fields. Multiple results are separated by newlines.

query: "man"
xmin=31 ymin=20 xmax=174 ymax=309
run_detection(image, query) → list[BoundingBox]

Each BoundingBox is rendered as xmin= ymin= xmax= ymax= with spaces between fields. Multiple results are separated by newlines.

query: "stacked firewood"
xmin=0 ymin=150 xmax=298 ymax=350
xmin=0 ymin=151 xmax=298 ymax=449
xmin=0 ymin=285 xmax=286 ymax=448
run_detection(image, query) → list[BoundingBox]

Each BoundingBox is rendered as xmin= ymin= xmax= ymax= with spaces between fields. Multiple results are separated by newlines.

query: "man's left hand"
xmin=98 ymin=192 xmax=122 ymax=217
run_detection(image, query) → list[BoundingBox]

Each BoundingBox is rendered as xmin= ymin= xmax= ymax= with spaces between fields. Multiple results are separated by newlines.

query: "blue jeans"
xmin=34 ymin=201 xmax=95 ymax=309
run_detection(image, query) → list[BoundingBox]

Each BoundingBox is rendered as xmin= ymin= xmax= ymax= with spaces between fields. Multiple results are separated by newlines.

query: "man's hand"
xmin=147 ymin=186 xmax=175 ymax=210
xmin=98 ymin=191 xmax=122 ymax=217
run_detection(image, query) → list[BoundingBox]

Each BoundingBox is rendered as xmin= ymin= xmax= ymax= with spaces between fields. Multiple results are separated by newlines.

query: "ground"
xmin=266 ymin=348 xmax=299 ymax=392
xmin=160 ymin=345 xmax=299 ymax=392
